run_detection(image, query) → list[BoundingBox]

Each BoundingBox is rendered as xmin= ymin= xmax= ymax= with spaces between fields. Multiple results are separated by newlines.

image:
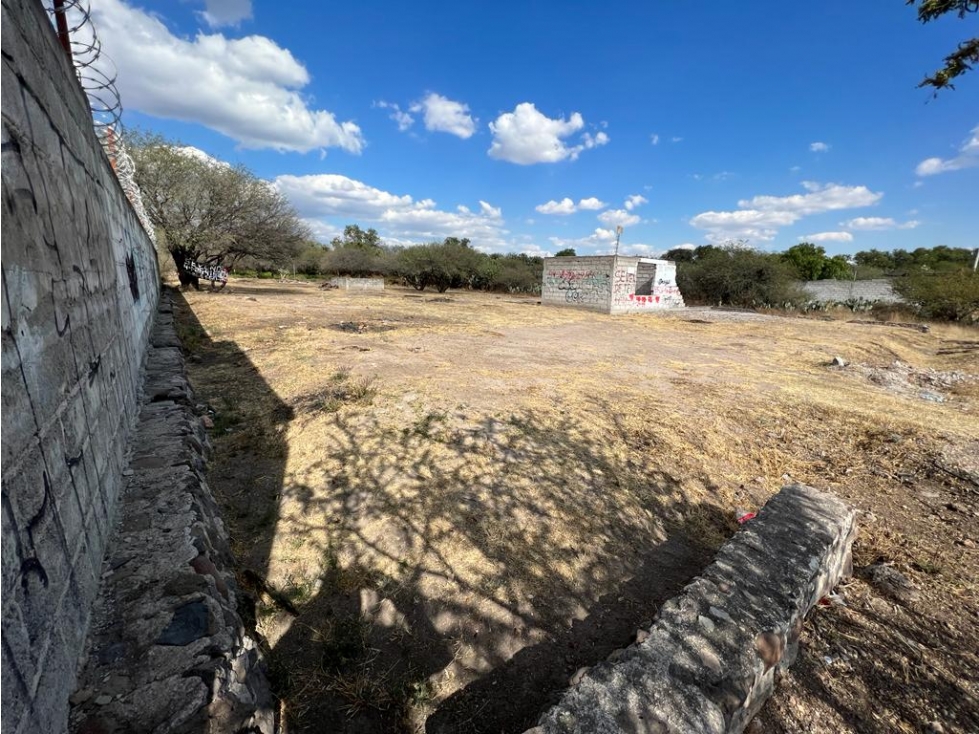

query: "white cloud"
xmin=536 ymin=198 xmax=577 ymax=215
xmin=790 ymin=165 xmax=802 ymax=173
xmin=624 ymin=194 xmax=648 ymax=211
xmin=90 ymin=0 xmax=363 ymax=154
xmin=548 ymin=228 xmax=617 ymax=251
xmin=409 ymin=93 xmax=476 ymax=138
xmin=915 ymin=125 xmax=979 ymax=176
xmin=487 ymin=103 xmax=607 ymax=164
xmin=517 ymin=243 xmax=555 ymax=258
xmin=174 ymin=145 xmax=229 ymax=167
xmin=690 ymin=182 xmax=883 ymax=242
xmin=617 ymin=244 xmax=660 ymax=257
xmin=536 ymin=196 xmax=607 ymax=215
xmin=671 ymin=136 xmax=683 ymax=143
xmin=274 ymin=174 xmax=511 ymax=250
xmin=809 ymin=141 xmax=830 ymax=153
xmin=842 ymin=217 xmax=920 ymax=230
xmin=375 ymin=101 xmax=414 ymax=131
xmin=671 ymin=243 xmax=698 ymax=251
xmin=803 ymin=231 xmax=854 ymax=243
xmin=581 ymin=131 xmax=610 ymax=149
xmin=598 ymin=209 xmax=641 ymax=227
xmin=199 ymin=0 xmax=252 ymax=27
xmin=650 ymin=133 xmax=660 ymax=145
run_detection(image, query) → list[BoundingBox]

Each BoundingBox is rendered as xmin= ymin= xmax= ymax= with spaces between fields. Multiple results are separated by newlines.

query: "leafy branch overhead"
xmin=910 ymin=0 xmax=979 ymax=91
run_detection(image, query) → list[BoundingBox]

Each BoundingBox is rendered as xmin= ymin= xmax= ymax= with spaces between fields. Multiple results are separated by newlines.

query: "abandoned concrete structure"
xmin=541 ymin=255 xmax=685 ymax=314
xmin=327 ymin=276 xmax=384 ymax=291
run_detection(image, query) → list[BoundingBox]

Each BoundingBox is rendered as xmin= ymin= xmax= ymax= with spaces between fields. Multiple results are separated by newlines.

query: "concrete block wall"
xmin=608 ymin=257 xmax=685 ymax=314
xmin=1 ymin=1 xmax=160 ymax=731
xmin=328 ymin=276 xmax=384 ymax=291
xmin=541 ymin=256 xmax=614 ymax=312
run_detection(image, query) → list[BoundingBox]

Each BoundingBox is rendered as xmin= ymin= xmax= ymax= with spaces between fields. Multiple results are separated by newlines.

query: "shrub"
xmin=677 ymin=246 xmax=805 ymax=307
xmin=893 ymin=268 xmax=979 ymax=322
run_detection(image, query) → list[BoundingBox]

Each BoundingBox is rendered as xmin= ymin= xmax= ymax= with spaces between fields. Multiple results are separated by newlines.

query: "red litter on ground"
xmin=736 ymin=511 xmax=757 ymax=524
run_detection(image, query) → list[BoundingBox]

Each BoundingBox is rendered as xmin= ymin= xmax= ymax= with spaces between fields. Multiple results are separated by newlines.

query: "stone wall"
xmin=68 ymin=293 xmax=273 ymax=734
xmin=328 ymin=276 xmax=384 ymax=291
xmin=529 ymin=484 xmax=857 ymax=734
xmin=541 ymin=257 xmax=614 ymax=312
xmin=608 ymin=257 xmax=685 ymax=314
xmin=1 ymin=0 xmax=160 ymax=731
xmin=799 ymin=278 xmax=903 ymax=304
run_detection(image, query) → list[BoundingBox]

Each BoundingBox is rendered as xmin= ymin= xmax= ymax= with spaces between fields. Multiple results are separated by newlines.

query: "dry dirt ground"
xmin=172 ymin=278 xmax=979 ymax=734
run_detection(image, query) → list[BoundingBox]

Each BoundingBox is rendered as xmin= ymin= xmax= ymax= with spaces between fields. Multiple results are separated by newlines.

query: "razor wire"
xmin=47 ymin=0 xmax=156 ymax=243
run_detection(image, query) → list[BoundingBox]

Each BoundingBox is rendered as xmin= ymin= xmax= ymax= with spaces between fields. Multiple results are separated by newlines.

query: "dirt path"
xmin=175 ymin=279 xmax=979 ymax=733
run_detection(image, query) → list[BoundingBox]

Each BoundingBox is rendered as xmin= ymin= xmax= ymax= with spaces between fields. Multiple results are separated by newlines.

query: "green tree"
xmin=331 ymin=224 xmax=382 ymax=251
xmin=821 ymin=254 xmax=853 ymax=280
xmin=128 ymin=131 xmax=309 ymax=287
xmin=676 ymin=244 xmax=803 ymax=307
xmin=854 ymin=249 xmax=895 ymax=271
xmin=663 ymin=247 xmax=695 ymax=262
xmin=782 ymin=242 xmax=829 ymax=281
xmin=909 ymin=0 xmax=978 ymax=91
xmin=554 ymin=248 xmax=577 ymax=257
xmin=396 ymin=240 xmax=480 ymax=292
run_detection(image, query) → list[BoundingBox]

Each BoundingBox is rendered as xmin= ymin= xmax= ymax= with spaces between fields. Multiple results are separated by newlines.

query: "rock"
xmin=862 ymin=562 xmax=920 ymax=603
xmin=156 ymin=600 xmax=210 ymax=646
xmin=919 ymin=390 xmax=945 ymax=403
xmin=863 ymin=512 xmax=878 ymax=523
xmin=708 ymin=605 xmax=734 ymax=623
xmin=94 ymin=695 xmax=113 ymax=706
xmin=926 ymin=721 xmax=945 ymax=733
xmin=946 ymin=502 xmax=969 ymax=514
xmin=830 ymin=356 xmax=847 ymax=367
xmin=69 ymin=688 xmax=94 ymax=706
xmin=201 ymin=415 xmax=214 ymax=429
xmin=569 ymin=666 xmax=590 ymax=686
xmin=959 ymin=539 xmax=976 ymax=549
xmin=635 ymin=629 xmax=650 ymax=644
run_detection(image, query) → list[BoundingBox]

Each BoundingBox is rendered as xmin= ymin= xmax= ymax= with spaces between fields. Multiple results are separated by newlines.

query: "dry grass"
xmin=175 ymin=279 xmax=979 ymax=734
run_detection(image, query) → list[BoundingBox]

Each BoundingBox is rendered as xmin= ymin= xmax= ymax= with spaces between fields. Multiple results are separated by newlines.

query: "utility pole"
xmin=973 ymin=246 xmax=978 ymax=272
xmin=52 ymin=0 xmax=72 ymax=59
xmin=614 ymin=225 xmax=623 ymax=256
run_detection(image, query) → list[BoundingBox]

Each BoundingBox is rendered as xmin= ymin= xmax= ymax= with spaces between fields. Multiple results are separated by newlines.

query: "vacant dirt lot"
xmin=173 ymin=279 xmax=979 ymax=734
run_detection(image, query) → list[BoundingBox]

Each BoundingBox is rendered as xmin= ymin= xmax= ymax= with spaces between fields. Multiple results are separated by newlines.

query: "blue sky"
xmin=92 ymin=0 xmax=977 ymax=256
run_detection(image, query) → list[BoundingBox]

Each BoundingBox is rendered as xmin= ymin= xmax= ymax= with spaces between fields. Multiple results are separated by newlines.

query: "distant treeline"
xmin=662 ymin=242 xmax=977 ymax=321
xmin=236 ymin=227 xmax=977 ymax=322
xmin=235 ymin=225 xmax=545 ymax=294
xmin=663 ymin=242 xmax=976 ymax=281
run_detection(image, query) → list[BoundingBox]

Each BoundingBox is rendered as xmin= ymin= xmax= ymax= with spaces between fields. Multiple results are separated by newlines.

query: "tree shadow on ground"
xmin=756 ymin=575 xmax=979 ymax=733
xmin=172 ymin=288 xmax=979 ymax=734
xmin=177 ymin=289 xmax=862 ymax=733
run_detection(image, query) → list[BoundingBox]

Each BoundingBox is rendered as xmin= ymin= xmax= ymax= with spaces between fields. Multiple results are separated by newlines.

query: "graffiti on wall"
xmin=544 ymin=268 xmax=611 ymax=303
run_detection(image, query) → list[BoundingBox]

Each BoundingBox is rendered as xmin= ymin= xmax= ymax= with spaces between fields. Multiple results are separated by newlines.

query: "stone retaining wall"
xmin=67 ymin=292 xmax=274 ymax=734
xmin=530 ymin=484 xmax=857 ymax=734
xmin=799 ymin=278 xmax=903 ymax=304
